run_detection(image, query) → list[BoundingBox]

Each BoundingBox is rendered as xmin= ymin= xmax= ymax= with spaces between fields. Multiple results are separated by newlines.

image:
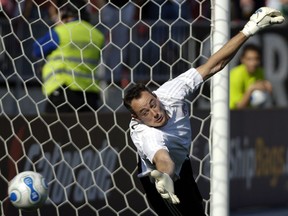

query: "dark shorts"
xmin=45 ymin=86 xmax=100 ymax=113
xmin=138 ymin=157 xmax=206 ymax=216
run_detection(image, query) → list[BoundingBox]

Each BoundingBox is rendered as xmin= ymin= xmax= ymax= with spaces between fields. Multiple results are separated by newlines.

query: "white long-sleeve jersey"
xmin=129 ymin=68 xmax=203 ymax=177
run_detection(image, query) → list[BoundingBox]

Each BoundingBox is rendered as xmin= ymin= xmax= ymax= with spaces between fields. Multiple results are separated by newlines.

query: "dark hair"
xmin=241 ymin=44 xmax=261 ymax=58
xmin=123 ymin=83 xmax=154 ymax=114
xmin=60 ymin=1 xmax=90 ymax=22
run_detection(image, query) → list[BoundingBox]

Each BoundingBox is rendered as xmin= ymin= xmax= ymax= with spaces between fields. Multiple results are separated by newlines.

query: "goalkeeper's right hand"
xmin=241 ymin=7 xmax=285 ymax=37
xmin=150 ymin=170 xmax=180 ymax=204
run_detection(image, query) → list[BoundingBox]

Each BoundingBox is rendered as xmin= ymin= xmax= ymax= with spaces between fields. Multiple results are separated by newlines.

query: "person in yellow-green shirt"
xmin=33 ymin=1 xmax=104 ymax=113
xmin=229 ymin=44 xmax=272 ymax=109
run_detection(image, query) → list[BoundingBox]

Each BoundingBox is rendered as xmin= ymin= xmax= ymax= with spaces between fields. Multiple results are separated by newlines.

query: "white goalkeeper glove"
xmin=150 ymin=170 xmax=180 ymax=204
xmin=241 ymin=7 xmax=285 ymax=37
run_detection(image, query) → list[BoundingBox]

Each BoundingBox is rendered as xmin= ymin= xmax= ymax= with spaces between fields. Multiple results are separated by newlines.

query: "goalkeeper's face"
xmin=130 ymin=91 xmax=169 ymax=127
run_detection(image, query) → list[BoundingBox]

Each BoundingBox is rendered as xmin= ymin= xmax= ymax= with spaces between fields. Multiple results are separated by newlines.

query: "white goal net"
xmin=0 ymin=0 xmax=215 ymax=215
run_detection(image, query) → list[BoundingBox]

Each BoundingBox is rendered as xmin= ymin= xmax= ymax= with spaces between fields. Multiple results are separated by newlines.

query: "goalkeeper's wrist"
xmin=240 ymin=29 xmax=252 ymax=37
xmin=241 ymin=21 xmax=257 ymax=37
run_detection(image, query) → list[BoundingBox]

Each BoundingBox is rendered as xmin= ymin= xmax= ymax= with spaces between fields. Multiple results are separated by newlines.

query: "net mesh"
xmin=0 ymin=0 xmax=212 ymax=215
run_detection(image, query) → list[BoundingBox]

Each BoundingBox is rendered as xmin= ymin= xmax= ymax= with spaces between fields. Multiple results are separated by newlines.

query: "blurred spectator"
xmin=231 ymin=0 xmax=265 ymax=21
xmin=0 ymin=1 xmax=21 ymax=76
xmin=0 ymin=0 xmax=17 ymax=18
xmin=32 ymin=2 xmax=105 ymax=113
xmin=140 ymin=0 xmax=193 ymax=21
xmin=266 ymin=0 xmax=288 ymax=17
xmin=99 ymin=0 xmax=137 ymax=86
xmin=230 ymin=44 xmax=272 ymax=109
xmin=137 ymin=0 xmax=209 ymax=22
xmin=49 ymin=0 xmax=92 ymax=23
xmin=281 ymin=0 xmax=288 ymax=16
xmin=191 ymin=0 xmax=211 ymax=20
xmin=132 ymin=0 xmax=198 ymax=84
xmin=21 ymin=0 xmax=57 ymax=22
xmin=86 ymin=0 xmax=106 ymax=24
xmin=24 ymin=0 xmax=95 ymax=24
xmin=266 ymin=0 xmax=282 ymax=9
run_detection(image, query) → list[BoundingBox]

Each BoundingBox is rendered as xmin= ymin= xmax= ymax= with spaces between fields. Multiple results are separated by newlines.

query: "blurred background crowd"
xmin=1 ymin=0 xmax=287 ymax=23
xmin=0 ymin=0 xmax=287 ymax=114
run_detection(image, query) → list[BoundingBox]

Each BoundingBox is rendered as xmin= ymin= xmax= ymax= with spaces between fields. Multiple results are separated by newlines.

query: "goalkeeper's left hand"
xmin=241 ymin=7 xmax=285 ymax=37
xmin=150 ymin=170 xmax=180 ymax=204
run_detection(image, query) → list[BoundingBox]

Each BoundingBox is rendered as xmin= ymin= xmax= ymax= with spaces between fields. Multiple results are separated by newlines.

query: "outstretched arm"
xmin=197 ymin=32 xmax=248 ymax=80
xmin=197 ymin=7 xmax=285 ymax=81
xmin=150 ymin=149 xmax=180 ymax=204
xmin=153 ymin=149 xmax=175 ymax=177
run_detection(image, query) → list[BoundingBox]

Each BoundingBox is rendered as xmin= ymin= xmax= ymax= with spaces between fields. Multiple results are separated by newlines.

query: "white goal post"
xmin=0 ymin=0 xmax=230 ymax=215
xmin=211 ymin=1 xmax=230 ymax=216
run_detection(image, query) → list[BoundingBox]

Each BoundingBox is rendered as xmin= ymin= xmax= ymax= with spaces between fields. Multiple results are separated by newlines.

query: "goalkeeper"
xmin=123 ymin=7 xmax=284 ymax=216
